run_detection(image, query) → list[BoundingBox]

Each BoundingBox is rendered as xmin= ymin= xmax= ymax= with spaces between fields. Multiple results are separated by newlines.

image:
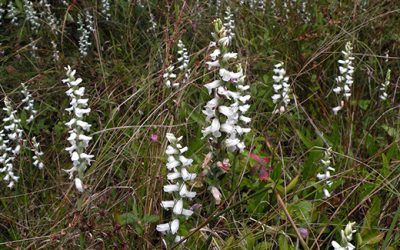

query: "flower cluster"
xmin=316 ymin=147 xmax=335 ymax=198
xmin=271 ymin=62 xmax=291 ymax=114
xmin=0 ymin=97 xmax=24 ymax=188
xmin=240 ymin=0 xmax=266 ymax=10
xmin=379 ymin=69 xmax=391 ymax=101
xmin=331 ymin=222 xmax=356 ymax=250
xmin=23 ymin=0 xmax=40 ymax=33
xmin=39 ymin=0 xmax=58 ymax=33
xmin=163 ymin=65 xmax=177 ymax=88
xmin=148 ymin=12 xmax=157 ymax=33
xmin=31 ymin=137 xmax=44 ymax=169
xmin=222 ymin=7 xmax=235 ymax=46
xmin=63 ymin=66 xmax=94 ymax=192
xmin=157 ymin=133 xmax=197 ymax=244
xmin=177 ymin=40 xmax=190 ymax=83
xmin=164 ymin=40 xmax=190 ymax=88
xmin=7 ymin=1 xmax=19 ymax=26
xmin=0 ymin=129 xmax=19 ymax=188
xmin=202 ymin=14 xmax=251 ymax=154
xmin=39 ymin=0 xmax=59 ymax=61
xmin=299 ymin=1 xmax=311 ymax=23
xmin=258 ymin=0 xmax=266 ymax=11
xmin=29 ymin=38 xmax=38 ymax=59
xmin=332 ymin=41 xmax=354 ymax=115
xmin=101 ymin=0 xmax=111 ymax=20
xmin=51 ymin=40 xmax=60 ymax=62
xmin=215 ymin=0 xmax=221 ymax=15
xmin=78 ymin=11 xmax=95 ymax=58
xmin=21 ymin=83 xmax=37 ymax=124
xmin=0 ymin=4 xmax=5 ymax=25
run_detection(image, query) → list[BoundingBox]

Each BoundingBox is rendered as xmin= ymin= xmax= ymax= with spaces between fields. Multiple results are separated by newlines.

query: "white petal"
xmin=167 ymin=172 xmax=181 ymax=180
xmin=156 ymin=223 xmax=170 ymax=233
xmin=164 ymin=184 xmax=179 ymax=193
xmin=179 ymin=155 xmax=193 ymax=166
xmin=161 ymin=200 xmax=175 ymax=209
xmin=210 ymin=186 xmax=222 ymax=204
xmin=166 ymin=145 xmax=179 ymax=155
xmin=74 ymin=178 xmax=84 ymax=192
xmin=204 ymin=80 xmax=221 ymax=94
xmin=223 ymin=52 xmax=237 ymax=60
xmin=71 ymin=151 xmax=79 ymax=161
xmin=181 ymin=209 xmax=193 ymax=218
xmin=173 ymin=199 xmax=183 ymax=215
xmin=170 ymin=219 xmax=179 ymax=234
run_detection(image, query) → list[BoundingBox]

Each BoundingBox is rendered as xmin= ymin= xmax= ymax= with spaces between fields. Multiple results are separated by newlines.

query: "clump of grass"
xmin=0 ymin=1 xmax=399 ymax=249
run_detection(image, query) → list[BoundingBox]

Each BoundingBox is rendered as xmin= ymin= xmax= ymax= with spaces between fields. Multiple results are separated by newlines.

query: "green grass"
xmin=0 ymin=0 xmax=399 ymax=249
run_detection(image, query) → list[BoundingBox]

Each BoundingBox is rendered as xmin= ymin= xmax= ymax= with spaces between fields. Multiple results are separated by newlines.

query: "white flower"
xmin=161 ymin=200 xmax=175 ymax=209
xmin=77 ymin=12 xmax=94 ymax=58
xmin=170 ymin=219 xmax=179 ymax=234
xmin=331 ymin=241 xmax=345 ymax=250
xmin=179 ymin=184 xmax=196 ymax=199
xmin=101 ymin=0 xmax=111 ymax=20
xmin=166 ymin=145 xmax=179 ymax=155
xmin=202 ymin=17 xmax=251 ymax=156
xmin=210 ymin=49 xmax=221 ymax=60
xmin=63 ymin=66 xmax=93 ymax=192
xmin=379 ymin=69 xmax=391 ymax=101
xmin=156 ymin=223 xmax=170 ymax=233
xmin=210 ymin=186 xmax=222 ymax=204
xmin=167 ymin=172 xmax=181 ymax=180
xmin=164 ymin=184 xmax=180 ymax=193
xmin=7 ymin=2 xmax=19 ymax=25
xmin=23 ymin=0 xmax=40 ymax=33
xmin=332 ymin=106 xmax=342 ymax=115
xmin=181 ymin=209 xmax=193 ymax=218
xmin=318 ymin=148 xmax=335 ymax=198
xmin=21 ymin=83 xmax=37 ymax=123
xmin=74 ymin=178 xmax=84 ymax=192
xmin=223 ymin=52 xmax=237 ymax=61
xmin=1 ymin=97 xmax=24 ymax=188
xmin=219 ymin=68 xmax=243 ymax=82
xmin=181 ymin=168 xmax=196 ymax=181
xmin=272 ymin=62 xmax=291 ymax=114
xmin=172 ymin=199 xmax=183 ymax=215
xmin=158 ymin=133 xmax=196 ymax=241
xmin=167 ymin=156 xmax=180 ymax=170
xmin=164 ymin=40 xmax=191 ymax=88
xmin=31 ymin=137 xmax=44 ymax=169
xmin=331 ymin=222 xmax=357 ymax=250
xmin=204 ymin=80 xmax=221 ymax=94
xmin=179 ymin=155 xmax=193 ymax=166
xmin=333 ymin=42 xmax=354 ymax=112
xmin=206 ymin=60 xmax=220 ymax=70
xmin=202 ymin=118 xmax=221 ymax=138
xmin=323 ymin=189 xmax=331 ymax=198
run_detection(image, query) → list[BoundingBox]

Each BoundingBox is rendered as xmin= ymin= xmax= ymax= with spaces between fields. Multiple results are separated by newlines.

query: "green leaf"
xmin=278 ymin=234 xmax=289 ymax=250
xmin=381 ymin=153 xmax=390 ymax=177
xmin=142 ymin=215 xmax=159 ymax=223
xmin=362 ymin=233 xmax=385 ymax=245
xmin=361 ymin=197 xmax=381 ymax=236
xmin=381 ymin=125 xmax=397 ymax=138
xmin=286 ymin=175 xmax=300 ymax=193
xmin=295 ymin=129 xmax=313 ymax=149
xmin=115 ymin=212 xmax=137 ymax=225
xmin=358 ymin=100 xmax=370 ymax=110
xmin=289 ymin=200 xmax=313 ymax=224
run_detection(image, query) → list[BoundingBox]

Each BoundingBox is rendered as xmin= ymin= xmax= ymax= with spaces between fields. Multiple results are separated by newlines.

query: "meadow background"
xmin=0 ymin=0 xmax=399 ymax=249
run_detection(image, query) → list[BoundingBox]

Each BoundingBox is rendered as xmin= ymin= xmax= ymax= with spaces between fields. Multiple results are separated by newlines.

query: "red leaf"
xmin=259 ymin=167 xmax=270 ymax=182
xmin=249 ymin=153 xmax=270 ymax=165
